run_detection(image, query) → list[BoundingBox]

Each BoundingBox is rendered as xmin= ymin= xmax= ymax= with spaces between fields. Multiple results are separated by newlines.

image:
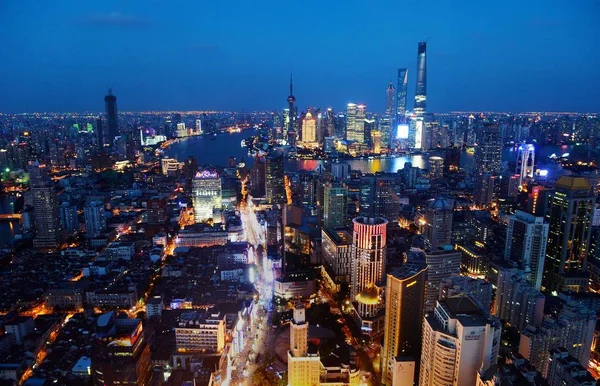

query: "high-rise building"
xmin=192 ymin=170 xmax=222 ymax=223
xmin=346 ymin=103 xmax=366 ymax=143
xmin=287 ymin=303 xmax=321 ymax=386
xmin=495 ymin=268 xmax=545 ymax=332
xmin=95 ymin=118 xmax=104 ymax=149
xmin=91 ymin=312 xmax=151 ymax=386
xmin=104 ymin=89 xmax=118 ymax=146
xmin=475 ymin=122 xmax=502 ymax=175
xmin=84 ymin=201 xmax=106 ymax=238
xmin=428 ymin=156 xmax=444 ymax=181
xmin=59 ymin=202 xmax=79 ymax=234
xmin=322 ymin=228 xmax=353 ymax=285
xmin=30 ymin=161 xmax=62 ymax=249
xmin=381 ymin=260 xmax=427 ymax=385
xmin=378 ymin=115 xmax=392 ymax=150
xmin=414 ymin=42 xmax=427 ymax=116
xmin=424 ymin=248 xmax=461 ymax=312
xmin=301 ymin=111 xmax=317 ymax=146
xmin=265 ymin=153 xmax=286 ymax=206
xmin=544 ymin=176 xmax=595 ymax=292
xmin=323 ymin=183 xmax=348 ymax=229
xmin=516 ymin=144 xmax=535 ymax=186
xmin=423 ymin=197 xmax=453 ymax=251
xmin=386 ymin=82 xmax=395 ymax=116
xmin=438 ymin=275 xmax=493 ymax=313
xmin=396 ymin=68 xmax=408 ymax=122
xmin=505 ymin=210 xmax=549 ymax=290
xmin=419 ymin=297 xmax=501 ymax=386
xmin=175 ymin=309 xmax=226 ymax=353
xmin=371 ymin=130 xmax=382 ymax=154
xmin=286 ymin=74 xmax=296 ymax=140
xmin=546 ymin=348 xmax=596 ymax=386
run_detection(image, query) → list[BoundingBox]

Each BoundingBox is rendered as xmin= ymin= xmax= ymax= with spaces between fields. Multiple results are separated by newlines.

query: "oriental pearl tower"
xmin=286 ymin=73 xmax=296 ymax=145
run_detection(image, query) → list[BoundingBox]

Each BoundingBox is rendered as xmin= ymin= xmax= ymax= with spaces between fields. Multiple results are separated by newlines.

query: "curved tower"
xmin=351 ymin=217 xmax=387 ymax=301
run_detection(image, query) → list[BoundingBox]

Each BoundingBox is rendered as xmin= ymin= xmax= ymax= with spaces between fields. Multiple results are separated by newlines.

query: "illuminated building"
xmin=351 ymin=217 xmax=387 ymax=335
xmin=265 ymin=153 xmax=286 ymax=205
xmin=161 ymin=157 xmax=180 ymax=175
xmin=84 ymin=201 xmax=106 ymax=238
xmin=91 ymin=312 xmax=151 ymax=386
xmin=504 ymin=210 xmax=549 ymax=290
xmin=423 ymin=197 xmax=453 ymax=251
xmin=286 ymin=74 xmax=296 ymax=140
xmin=175 ymin=309 xmax=226 ymax=353
xmin=475 ymin=122 xmax=502 ymax=175
xmin=60 ymin=202 xmax=79 ymax=233
xmin=192 ymin=170 xmax=222 ymax=222
xmin=544 ymin=176 xmax=594 ymax=292
xmin=379 ymin=114 xmax=392 ymax=149
xmin=547 ymin=348 xmax=595 ymax=386
xmin=495 ymin=267 xmax=544 ymax=332
xmin=409 ymin=115 xmax=424 ymax=149
xmin=414 ymin=42 xmax=427 ymax=116
xmin=386 ymin=81 xmax=395 ymax=115
xmin=516 ymin=144 xmax=535 ymax=186
xmin=323 ymin=183 xmax=348 ymax=229
xmin=396 ymin=68 xmax=408 ymax=124
xmin=419 ymin=297 xmax=501 ymax=386
xmin=457 ymin=242 xmax=489 ymax=278
xmin=195 ymin=118 xmax=202 ymax=134
xmin=104 ymin=88 xmax=118 ymax=146
xmin=322 ymin=228 xmax=353 ymax=285
xmin=381 ymin=260 xmax=427 ymax=385
xmin=371 ymin=130 xmax=382 ymax=154
xmin=346 ymin=103 xmax=366 ymax=143
xmin=287 ymin=303 xmax=321 ymax=386
xmin=301 ymin=111 xmax=317 ymax=146
xmin=176 ymin=122 xmax=188 ymax=138
xmin=439 ymin=275 xmax=492 ymax=313
xmin=477 ymin=174 xmax=500 ymax=206
xmin=424 ymin=248 xmax=461 ymax=312
xmin=30 ymin=161 xmax=62 ymax=249
xmin=428 ymin=156 xmax=444 ymax=181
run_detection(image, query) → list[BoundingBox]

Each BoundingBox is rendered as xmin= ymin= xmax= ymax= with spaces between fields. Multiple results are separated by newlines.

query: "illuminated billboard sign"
xmin=397 ymin=124 xmax=409 ymax=139
xmin=195 ymin=170 xmax=219 ymax=179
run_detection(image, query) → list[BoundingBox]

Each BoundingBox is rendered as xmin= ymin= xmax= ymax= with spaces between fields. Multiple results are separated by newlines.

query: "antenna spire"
xmin=289 ymin=73 xmax=293 ymax=96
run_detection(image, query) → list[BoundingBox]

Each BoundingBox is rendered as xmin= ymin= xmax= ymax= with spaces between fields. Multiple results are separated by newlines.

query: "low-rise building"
xmin=175 ymin=309 xmax=226 ymax=354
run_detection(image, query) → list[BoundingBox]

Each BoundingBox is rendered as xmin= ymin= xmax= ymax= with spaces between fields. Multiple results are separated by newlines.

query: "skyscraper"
xmin=30 ymin=161 xmax=61 ymax=249
xmin=286 ymin=73 xmax=296 ymax=140
xmin=414 ymin=42 xmax=427 ymax=116
xmin=474 ymin=122 xmax=502 ymax=175
xmin=95 ymin=118 xmax=104 ymax=149
xmin=381 ymin=260 xmax=427 ymax=385
xmin=423 ymin=197 xmax=453 ymax=251
xmin=516 ymin=144 xmax=535 ymax=186
xmin=386 ymin=82 xmax=395 ymax=116
xmin=59 ymin=202 xmax=79 ymax=233
xmin=287 ymin=303 xmax=321 ymax=386
xmin=192 ymin=170 xmax=222 ymax=223
xmin=420 ymin=297 xmax=501 ymax=386
xmin=396 ymin=68 xmax=408 ymax=122
xmin=104 ymin=88 xmax=118 ymax=146
xmin=265 ymin=153 xmax=286 ymax=206
xmin=84 ymin=201 xmax=107 ymax=238
xmin=544 ymin=176 xmax=594 ymax=292
xmin=301 ymin=111 xmax=317 ymax=145
xmin=424 ymin=248 xmax=461 ymax=312
xmin=346 ymin=103 xmax=366 ymax=143
xmin=323 ymin=183 xmax=348 ymax=229
xmin=505 ymin=210 xmax=549 ymax=290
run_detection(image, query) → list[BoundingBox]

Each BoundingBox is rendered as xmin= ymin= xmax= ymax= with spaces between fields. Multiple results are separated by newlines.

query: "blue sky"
xmin=0 ymin=0 xmax=599 ymax=113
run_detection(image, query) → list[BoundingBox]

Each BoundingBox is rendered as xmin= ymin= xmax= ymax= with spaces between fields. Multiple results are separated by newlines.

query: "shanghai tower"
xmin=104 ymin=88 xmax=119 ymax=147
xmin=414 ymin=42 xmax=427 ymax=116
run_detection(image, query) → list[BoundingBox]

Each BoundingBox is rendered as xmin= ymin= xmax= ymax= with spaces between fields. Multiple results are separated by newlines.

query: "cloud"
xmin=79 ymin=12 xmax=154 ymax=28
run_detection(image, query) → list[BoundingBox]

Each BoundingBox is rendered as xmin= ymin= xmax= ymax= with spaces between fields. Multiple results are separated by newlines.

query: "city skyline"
xmin=1 ymin=0 xmax=599 ymax=113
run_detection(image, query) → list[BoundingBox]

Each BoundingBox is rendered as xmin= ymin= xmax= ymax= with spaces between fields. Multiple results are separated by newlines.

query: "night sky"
xmin=1 ymin=0 xmax=599 ymax=113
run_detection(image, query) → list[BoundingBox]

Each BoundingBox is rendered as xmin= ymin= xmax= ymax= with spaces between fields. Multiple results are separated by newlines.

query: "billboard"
xmin=397 ymin=124 xmax=409 ymax=139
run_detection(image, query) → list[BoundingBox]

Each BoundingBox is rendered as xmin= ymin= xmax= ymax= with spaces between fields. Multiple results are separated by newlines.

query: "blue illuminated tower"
xmin=414 ymin=42 xmax=427 ymax=116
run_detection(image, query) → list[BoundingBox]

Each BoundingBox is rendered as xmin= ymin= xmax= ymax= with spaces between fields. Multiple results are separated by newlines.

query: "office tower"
xmin=519 ymin=302 xmax=596 ymax=375
xmin=192 ymin=170 xmax=222 ymax=223
xmin=334 ymin=113 xmax=346 ymax=139
xmin=403 ymin=162 xmax=418 ymax=188
xmin=424 ymin=248 xmax=461 ymax=312
xmin=84 ymin=201 xmax=106 ymax=238
xmin=325 ymin=108 xmax=335 ymax=137
xmin=495 ymin=268 xmax=545 ymax=332
xmin=545 ymin=176 xmax=594 ymax=292
xmin=420 ymin=297 xmax=501 ymax=386
xmin=428 ymin=156 xmax=444 ymax=181
xmin=414 ymin=42 xmax=427 ymax=116
xmin=439 ymin=275 xmax=493 ymax=313
xmin=396 ymin=68 xmax=408 ymax=123
xmin=91 ymin=312 xmax=151 ymax=386
xmin=331 ymin=163 xmax=350 ymax=180
xmin=195 ymin=119 xmax=202 ymax=134
xmin=371 ymin=130 xmax=382 ymax=154
xmin=265 ymin=153 xmax=286 ymax=206
xmin=381 ymin=260 xmax=427 ymax=385
xmin=301 ymin=111 xmax=317 ymax=145
xmin=504 ymin=210 xmax=549 ymax=290
xmin=283 ymin=108 xmax=291 ymax=139
xmin=176 ymin=122 xmax=187 ymax=138
xmin=175 ymin=309 xmax=226 ymax=353
xmin=475 ymin=122 xmax=502 ymax=175
xmin=286 ymin=74 xmax=296 ymax=139
xmin=104 ymin=89 xmax=118 ymax=146
xmin=409 ymin=115 xmax=424 ymax=149
xmin=379 ymin=115 xmax=392 ymax=149
xmin=516 ymin=144 xmax=535 ymax=186
xmin=477 ymin=173 xmax=501 ymax=205
xmin=287 ymin=303 xmax=321 ymax=386
xmin=59 ymin=202 xmax=78 ymax=234
xmin=322 ymin=228 xmax=353 ymax=285
xmin=95 ymin=118 xmax=104 ymax=148
xmin=323 ymin=183 xmax=348 ymax=229
xmin=386 ymin=82 xmax=395 ymax=115
xmin=423 ymin=197 xmax=453 ymax=250
xmin=30 ymin=161 xmax=61 ymax=249
xmin=547 ymin=348 xmax=596 ymax=386
xmin=346 ymin=103 xmax=366 ymax=143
